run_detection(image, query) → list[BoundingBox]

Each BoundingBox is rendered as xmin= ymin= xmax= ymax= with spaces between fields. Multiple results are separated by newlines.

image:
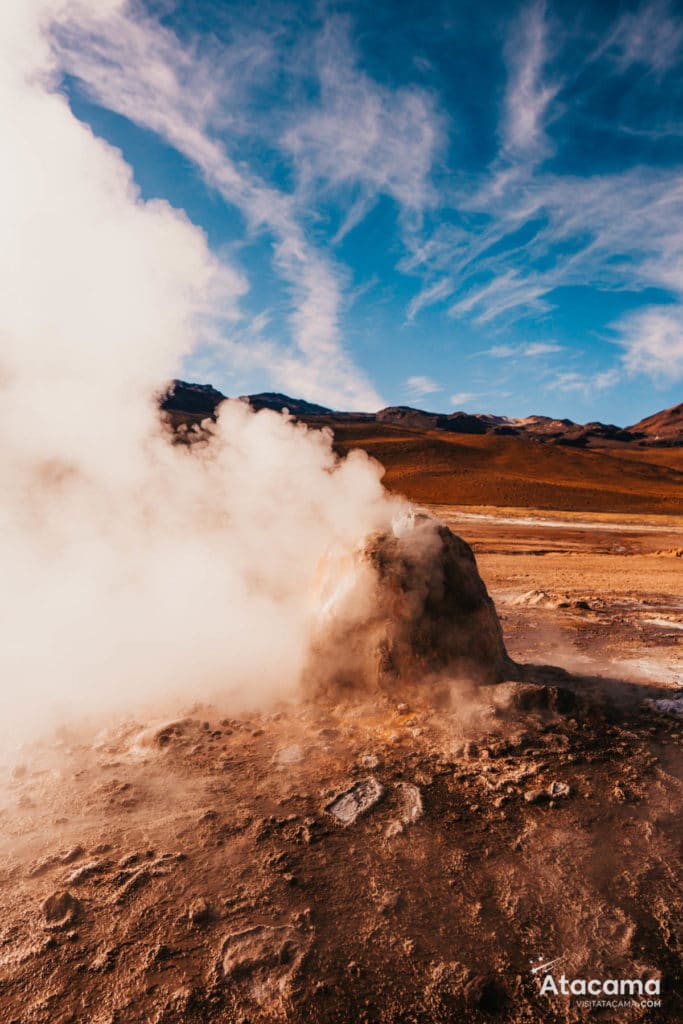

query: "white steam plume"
xmin=0 ymin=1 xmax=398 ymax=751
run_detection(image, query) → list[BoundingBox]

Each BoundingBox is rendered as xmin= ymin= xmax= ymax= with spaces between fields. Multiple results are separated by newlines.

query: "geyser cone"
xmin=309 ymin=513 xmax=514 ymax=695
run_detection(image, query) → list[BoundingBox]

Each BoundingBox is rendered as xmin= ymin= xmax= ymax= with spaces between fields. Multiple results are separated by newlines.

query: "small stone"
xmin=523 ymin=788 xmax=549 ymax=804
xmin=547 ymin=781 xmax=571 ymax=799
xmin=60 ymin=846 xmax=85 ymax=865
xmin=325 ymin=777 xmax=384 ymax=825
xmin=188 ymin=896 xmax=212 ymax=926
xmin=378 ymin=890 xmax=400 ymax=913
xmin=395 ymin=782 xmax=423 ymax=825
xmin=612 ymin=783 xmax=627 ymax=803
xmin=144 ymin=943 xmax=174 ymax=968
xmin=89 ymin=946 xmax=117 ymax=972
xmin=359 ymin=753 xmax=382 ymax=770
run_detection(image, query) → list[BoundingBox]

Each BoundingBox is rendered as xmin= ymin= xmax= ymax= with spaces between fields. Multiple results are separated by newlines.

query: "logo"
xmin=529 ymin=954 xmax=662 ymax=1010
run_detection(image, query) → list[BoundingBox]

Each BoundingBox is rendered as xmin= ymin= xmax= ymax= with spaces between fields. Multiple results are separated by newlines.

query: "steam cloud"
xmin=0 ymin=1 xmax=400 ymax=751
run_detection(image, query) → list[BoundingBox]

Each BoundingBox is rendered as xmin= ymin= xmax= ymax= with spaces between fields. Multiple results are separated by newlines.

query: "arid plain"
xmin=1 ymin=405 xmax=681 ymax=1024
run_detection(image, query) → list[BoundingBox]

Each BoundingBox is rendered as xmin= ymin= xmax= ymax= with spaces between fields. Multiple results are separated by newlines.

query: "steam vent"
xmin=311 ymin=514 xmax=514 ymax=694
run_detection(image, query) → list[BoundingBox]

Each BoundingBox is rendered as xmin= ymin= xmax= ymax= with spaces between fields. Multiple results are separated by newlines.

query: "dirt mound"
xmin=309 ymin=516 xmax=513 ymax=695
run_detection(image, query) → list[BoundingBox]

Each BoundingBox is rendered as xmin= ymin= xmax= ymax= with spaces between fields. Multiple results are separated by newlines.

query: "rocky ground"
xmin=1 ymin=508 xmax=681 ymax=1024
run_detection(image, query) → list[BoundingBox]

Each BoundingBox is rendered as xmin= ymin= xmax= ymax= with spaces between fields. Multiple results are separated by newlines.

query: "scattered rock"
xmin=144 ymin=943 xmax=175 ymax=968
xmin=188 ymin=896 xmax=213 ymax=926
xmin=130 ymin=719 xmax=189 ymax=755
xmin=42 ymin=890 xmax=81 ymax=928
xmin=60 ymin=845 xmax=85 ymax=865
xmin=386 ymin=781 xmax=424 ymax=837
xmin=377 ymin=890 xmax=400 ymax=913
xmin=28 ymin=857 xmax=57 ymax=878
xmin=359 ymin=752 xmax=382 ymax=770
xmin=324 ymin=777 xmax=384 ymax=825
xmin=495 ymin=681 xmax=578 ymax=714
xmin=511 ymin=589 xmax=557 ymax=608
xmin=612 ymin=783 xmax=628 ymax=803
xmin=65 ymin=859 xmax=108 ymax=885
xmin=118 ymin=852 xmax=141 ymax=868
xmin=647 ymin=695 xmax=683 ymax=717
xmin=547 ymin=781 xmax=571 ymax=799
xmin=89 ymin=946 xmax=117 ymax=973
xmin=523 ymin=788 xmax=549 ymax=804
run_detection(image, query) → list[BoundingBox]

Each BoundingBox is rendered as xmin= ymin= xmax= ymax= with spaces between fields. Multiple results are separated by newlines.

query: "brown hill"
xmin=159 ymin=383 xmax=682 ymax=512
xmin=310 ymin=417 xmax=683 ymax=514
xmin=628 ymin=401 xmax=683 ymax=445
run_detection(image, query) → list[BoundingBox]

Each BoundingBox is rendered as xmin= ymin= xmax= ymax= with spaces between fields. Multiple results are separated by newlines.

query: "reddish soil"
xmin=1 ymin=508 xmax=681 ymax=1024
xmin=309 ymin=418 xmax=683 ymax=513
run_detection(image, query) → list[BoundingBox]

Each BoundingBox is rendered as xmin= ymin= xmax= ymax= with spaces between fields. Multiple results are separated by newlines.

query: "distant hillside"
xmin=240 ymin=392 xmax=334 ymax=416
xmin=628 ymin=401 xmax=683 ymax=445
xmin=319 ymin=418 xmax=683 ymax=514
xmin=160 ymin=379 xmax=681 ymax=449
xmin=375 ymin=409 xmax=643 ymax=447
xmin=160 ymin=380 xmax=225 ymax=419
xmin=157 ymin=380 xmax=682 ymax=513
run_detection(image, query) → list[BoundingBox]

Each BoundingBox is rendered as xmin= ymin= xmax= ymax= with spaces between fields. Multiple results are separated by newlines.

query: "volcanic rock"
xmin=241 ymin=392 xmax=333 ymax=416
xmin=310 ymin=515 xmax=514 ymax=694
xmin=160 ymin=379 xmax=225 ymax=418
xmin=188 ymin=896 xmax=213 ymax=926
xmin=325 ymin=777 xmax=384 ymax=825
xmin=395 ymin=782 xmax=423 ymax=824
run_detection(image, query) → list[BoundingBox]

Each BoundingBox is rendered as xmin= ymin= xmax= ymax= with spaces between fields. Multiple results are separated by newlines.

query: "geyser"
xmin=0 ymin=0 xmax=511 ymax=754
xmin=308 ymin=512 xmax=513 ymax=695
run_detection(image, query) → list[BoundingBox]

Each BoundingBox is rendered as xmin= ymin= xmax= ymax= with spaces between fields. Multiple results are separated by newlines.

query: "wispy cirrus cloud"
xmin=282 ymin=17 xmax=442 ymax=239
xmin=401 ymin=0 xmax=683 ymax=393
xmin=52 ymin=2 xmax=382 ymax=410
xmin=502 ymin=0 xmax=559 ymax=160
xmin=449 ymin=391 xmax=478 ymax=408
xmin=598 ymin=0 xmax=683 ymax=77
xmin=483 ymin=341 xmax=562 ymax=357
xmin=546 ymin=368 xmax=621 ymax=396
xmin=404 ymin=375 xmax=441 ymax=401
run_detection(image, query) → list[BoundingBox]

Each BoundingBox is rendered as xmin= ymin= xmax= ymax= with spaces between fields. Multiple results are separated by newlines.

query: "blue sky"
xmin=52 ymin=0 xmax=683 ymax=422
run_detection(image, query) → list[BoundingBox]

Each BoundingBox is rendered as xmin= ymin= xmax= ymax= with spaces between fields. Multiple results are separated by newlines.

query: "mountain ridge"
xmin=161 ymin=380 xmax=682 ymax=448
